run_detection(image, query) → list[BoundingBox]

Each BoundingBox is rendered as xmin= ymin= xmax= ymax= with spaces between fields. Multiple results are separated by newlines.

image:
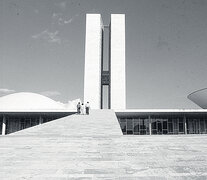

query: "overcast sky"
xmin=0 ymin=0 xmax=207 ymax=109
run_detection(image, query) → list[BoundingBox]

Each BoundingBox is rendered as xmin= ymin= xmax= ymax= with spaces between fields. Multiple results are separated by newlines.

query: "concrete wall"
xmin=84 ymin=14 xmax=103 ymax=109
xmin=110 ymin=14 xmax=126 ymax=109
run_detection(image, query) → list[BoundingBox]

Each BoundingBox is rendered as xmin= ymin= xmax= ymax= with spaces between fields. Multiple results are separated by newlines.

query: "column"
xmin=110 ymin=14 xmax=126 ymax=109
xmin=184 ymin=115 xmax=187 ymax=134
xmin=2 ymin=115 xmax=6 ymax=135
xmin=84 ymin=14 xmax=103 ymax=109
xmin=39 ymin=116 xmax=43 ymax=125
xmin=149 ymin=115 xmax=152 ymax=135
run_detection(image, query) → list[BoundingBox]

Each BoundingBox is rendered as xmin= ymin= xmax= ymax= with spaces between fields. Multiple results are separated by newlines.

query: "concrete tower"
xmin=110 ymin=14 xmax=126 ymax=109
xmin=84 ymin=14 xmax=103 ymax=109
xmin=84 ymin=14 xmax=125 ymax=109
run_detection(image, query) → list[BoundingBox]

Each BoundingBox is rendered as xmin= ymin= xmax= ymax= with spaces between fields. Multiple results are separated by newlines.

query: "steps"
xmin=11 ymin=109 xmax=123 ymax=137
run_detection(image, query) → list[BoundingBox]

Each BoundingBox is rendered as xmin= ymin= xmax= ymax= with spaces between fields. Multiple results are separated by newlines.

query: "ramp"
xmin=1 ymin=112 xmax=207 ymax=179
xmin=11 ymin=109 xmax=122 ymax=136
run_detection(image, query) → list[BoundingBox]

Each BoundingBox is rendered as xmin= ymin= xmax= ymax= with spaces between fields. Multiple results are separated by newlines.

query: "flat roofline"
xmin=114 ymin=109 xmax=207 ymax=116
xmin=114 ymin=109 xmax=207 ymax=112
xmin=0 ymin=109 xmax=207 ymax=113
xmin=0 ymin=109 xmax=76 ymax=113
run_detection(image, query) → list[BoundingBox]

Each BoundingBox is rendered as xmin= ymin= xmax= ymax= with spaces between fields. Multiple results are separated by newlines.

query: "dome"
xmin=0 ymin=92 xmax=65 ymax=111
xmin=188 ymin=88 xmax=207 ymax=109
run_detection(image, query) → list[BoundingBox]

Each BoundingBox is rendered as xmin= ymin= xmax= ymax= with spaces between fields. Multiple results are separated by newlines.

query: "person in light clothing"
xmin=85 ymin=102 xmax=90 ymax=115
xmin=80 ymin=103 xmax=85 ymax=115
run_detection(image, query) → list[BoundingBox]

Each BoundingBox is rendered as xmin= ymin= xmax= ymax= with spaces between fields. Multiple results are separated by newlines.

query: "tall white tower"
xmin=84 ymin=14 xmax=103 ymax=109
xmin=84 ymin=14 xmax=126 ymax=110
xmin=110 ymin=14 xmax=126 ymax=109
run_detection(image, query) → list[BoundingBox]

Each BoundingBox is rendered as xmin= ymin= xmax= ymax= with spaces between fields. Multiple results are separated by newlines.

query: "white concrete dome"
xmin=0 ymin=92 xmax=64 ymax=111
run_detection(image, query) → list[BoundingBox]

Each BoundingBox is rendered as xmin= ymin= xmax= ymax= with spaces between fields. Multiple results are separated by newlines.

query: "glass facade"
xmin=118 ymin=115 xmax=207 ymax=135
xmin=1 ymin=114 xmax=70 ymax=135
xmin=186 ymin=117 xmax=207 ymax=134
xmin=118 ymin=116 xmax=150 ymax=135
xmin=0 ymin=117 xmax=2 ymax=135
xmin=2 ymin=112 xmax=207 ymax=135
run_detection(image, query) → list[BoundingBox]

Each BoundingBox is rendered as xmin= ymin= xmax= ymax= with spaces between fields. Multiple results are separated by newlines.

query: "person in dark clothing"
xmin=85 ymin=102 xmax=90 ymax=115
xmin=77 ymin=102 xmax=81 ymax=114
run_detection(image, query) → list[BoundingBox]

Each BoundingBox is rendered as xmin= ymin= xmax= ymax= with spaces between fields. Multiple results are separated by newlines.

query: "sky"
xmin=0 ymin=0 xmax=207 ymax=109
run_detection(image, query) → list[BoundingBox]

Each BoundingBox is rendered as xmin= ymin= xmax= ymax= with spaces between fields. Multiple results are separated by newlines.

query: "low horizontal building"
xmin=116 ymin=109 xmax=207 ymax=135
xmin=0 ymin=92 xmax=75 ymax=135
xmin=1 ymin=92 xmax=207 ymax=135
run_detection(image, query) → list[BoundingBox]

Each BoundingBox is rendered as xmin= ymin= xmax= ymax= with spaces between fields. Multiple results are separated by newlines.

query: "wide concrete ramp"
xmin=1 ymin=111 xmax=207 ymax=179
xmin=12 ymin=109 xmax=122 ymax=136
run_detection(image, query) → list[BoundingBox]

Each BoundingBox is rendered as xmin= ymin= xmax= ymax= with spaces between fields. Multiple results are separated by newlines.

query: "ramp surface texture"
xmin=1 ymin=110 xmax=207 ymax=179
xmin=12 ymin=110 xmax=122 ymax=136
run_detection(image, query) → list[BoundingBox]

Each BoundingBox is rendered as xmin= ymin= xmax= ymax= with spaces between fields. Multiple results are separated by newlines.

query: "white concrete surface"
xmin=115 ymin=109 xmax=207 ymax=113
xmin=110 ymin=14 xmax=126 ymax=110
xmin=11 ymin=110 xmax=122 ymax=137
xmin=84 ymin=14 xmax=103 ymax=109
xmin=0 ymin=92 xmax=65 ymax=110
xmin=115 ymin=109 xmax=207 ymax=117
xmin=188 ymin=88 xmax=207 ymax=109
xmin=1 ymin=133 xmax=207 ymax=179
xmin=0 ymin=110 xmax=207 ymax=179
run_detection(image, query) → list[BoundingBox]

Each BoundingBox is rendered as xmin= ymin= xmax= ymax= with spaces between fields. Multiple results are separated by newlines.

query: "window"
xmin=119 ymin=119 xmax=126 ymax=134
xmin=133 ymin=119 xmax=139 ymax=135
xmin=200 ymin=119 xmax=205 ymax=134
xmin=127 ymin=119 xmax=133 ymax=134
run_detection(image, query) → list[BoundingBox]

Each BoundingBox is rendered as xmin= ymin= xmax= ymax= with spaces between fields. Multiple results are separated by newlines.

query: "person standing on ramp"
xmin=80 ymin=103 xmax=85 ymax=115
xmin=77 ymin=102 xmax=81 ymax=114
xmin=85 ymin=102 xmax=90 ymax=115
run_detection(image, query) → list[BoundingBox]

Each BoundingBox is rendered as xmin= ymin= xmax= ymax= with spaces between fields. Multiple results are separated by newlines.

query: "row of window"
xmin=118 ymin=117 xmax=207 ymax=135
xmin=0 ymin=116 xmax=64 ymax=134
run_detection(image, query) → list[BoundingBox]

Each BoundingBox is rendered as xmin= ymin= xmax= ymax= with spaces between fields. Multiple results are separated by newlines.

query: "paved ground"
xmin=0 ymin=111 xmax=207 ymax=179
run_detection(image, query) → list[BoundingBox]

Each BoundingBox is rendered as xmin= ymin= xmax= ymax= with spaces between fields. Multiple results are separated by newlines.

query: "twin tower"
xmin=84 ymin=14 xmax=126 ymax=109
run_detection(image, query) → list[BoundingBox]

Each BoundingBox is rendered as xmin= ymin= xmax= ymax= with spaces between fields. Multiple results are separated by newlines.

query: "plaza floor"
xmin=0 ymin=111 xmax=207 ymax=179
